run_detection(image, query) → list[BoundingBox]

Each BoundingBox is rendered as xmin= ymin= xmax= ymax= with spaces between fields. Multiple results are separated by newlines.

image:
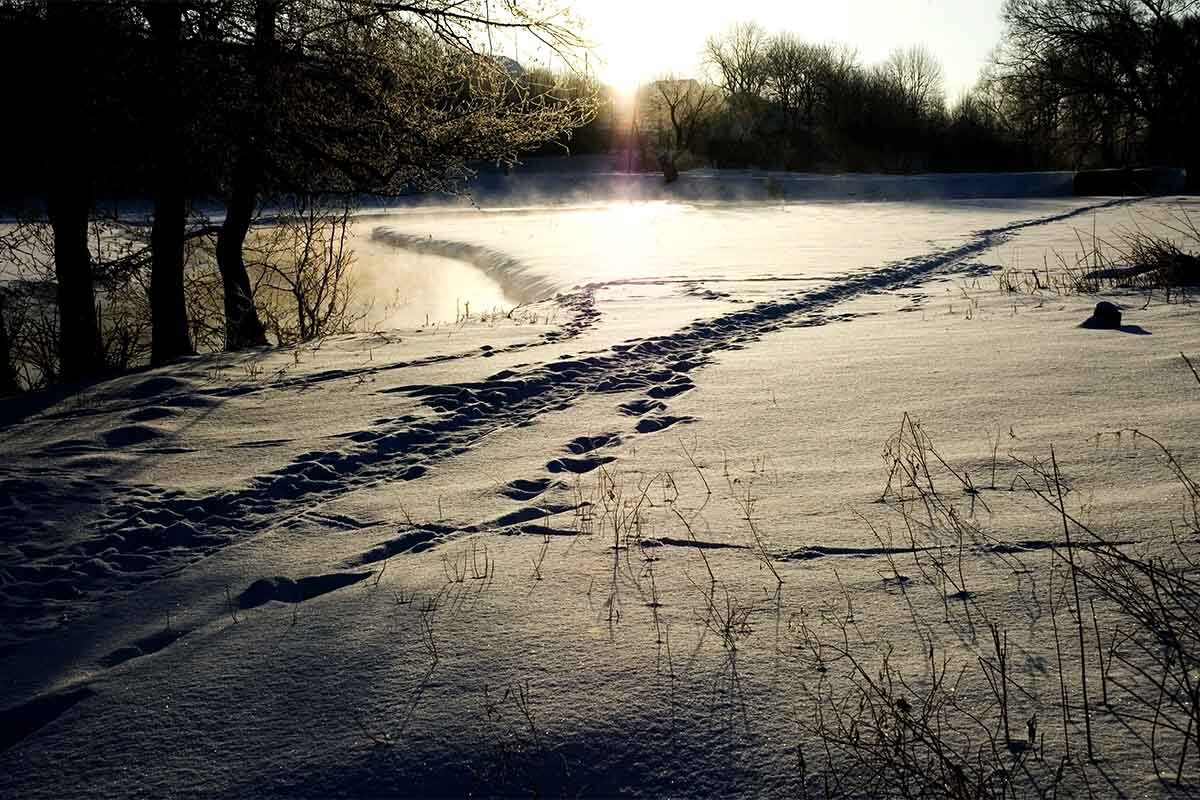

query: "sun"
xmin=578 ymin=7 xmax=663 ymax=97
xmin=601 ymin=49 xmax=648 ymax=98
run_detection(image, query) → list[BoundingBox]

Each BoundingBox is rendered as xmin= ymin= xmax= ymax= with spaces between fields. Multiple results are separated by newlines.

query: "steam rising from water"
xmin=349 ymin=228 xmax=526 ymax=330
xmin=368 ymin=226 xmax=563 ymax=303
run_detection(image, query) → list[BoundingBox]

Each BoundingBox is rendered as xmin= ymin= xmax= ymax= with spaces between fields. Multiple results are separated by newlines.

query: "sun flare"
xmin=580 ymin=7 xmax=671 ymax=97
xmin=601 ymin=50 xmax=649 ymax=97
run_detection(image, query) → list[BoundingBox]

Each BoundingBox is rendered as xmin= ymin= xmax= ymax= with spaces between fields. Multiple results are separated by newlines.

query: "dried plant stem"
xmin=1182 ymin=352 xmax=1200 ymax=386
xmin=671 ymin=505 xmax=715 ymax=584
xmin=1050 ymin=560 xmax=1073 ymax=761
xmin=1089 ymin=599 xmax=1108 ymax=708
xmin=1051 ymin=445 xmax=1095 ymax=761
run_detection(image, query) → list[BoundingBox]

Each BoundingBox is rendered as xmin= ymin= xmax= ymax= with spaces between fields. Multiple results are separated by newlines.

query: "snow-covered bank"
xmin=2 ymin=193 xmax=1199 ymax=798
xmin=368 ymin=228 xmax=562 ymax=305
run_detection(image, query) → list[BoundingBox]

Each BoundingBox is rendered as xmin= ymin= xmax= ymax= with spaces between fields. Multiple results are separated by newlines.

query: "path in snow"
xmin=0 ymin=198 xmax=1132 ymax=647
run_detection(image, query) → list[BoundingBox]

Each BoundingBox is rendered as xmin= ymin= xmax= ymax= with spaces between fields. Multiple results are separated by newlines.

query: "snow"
xmin=2 ymin=175 xmax=1199 ymax=798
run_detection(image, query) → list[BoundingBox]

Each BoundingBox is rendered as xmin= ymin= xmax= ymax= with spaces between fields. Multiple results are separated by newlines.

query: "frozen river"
xmin=353 ymin=195 xmax=1106 ymax=330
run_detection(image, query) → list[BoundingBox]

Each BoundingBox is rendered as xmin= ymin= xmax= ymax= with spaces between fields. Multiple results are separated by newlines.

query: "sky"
xmin=559 ymin=0 xmax=1007 ymax=100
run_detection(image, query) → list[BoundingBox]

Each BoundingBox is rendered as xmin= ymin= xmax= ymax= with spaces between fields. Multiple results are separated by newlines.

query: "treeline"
xmin=692 ymin=25 xmax=1022 ymax=173
xmin=991 ymin=0 xmax=1198 ymax=182
xmin=0 ymin=0 xmax=592 ymax=394
xmin=589 ymin=1 xmax=1199 ymax=179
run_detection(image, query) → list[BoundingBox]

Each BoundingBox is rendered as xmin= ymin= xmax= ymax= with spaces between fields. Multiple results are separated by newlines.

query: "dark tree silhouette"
xmin=214 ymin=0 xmax=275 ymax=351
xmin=994 ymin=0 xmax=1199 ymax=177
xmin=146 ymin=1 xmax=194 ymax=364
xmin=1 ymin=0 xmax=594 ymax=388
xmin=881 ymin=45 xmax=945 ymax=118
xmin=205 ymin=0 xmax=594 ymax=352
xmin=0 ymin=292 xmax=19 ymax=395
xmin=42 ymin=2 xmax=103 ymax=380
xmin=699 ymin=24 xmax=973 ymax=171
xmin=761 ymin=37 xmax=855 ymax=164
xmin=705 ymin=21 xmax=769 ymax=103
xmin=649 ymin=75 xmax=719 ymax=151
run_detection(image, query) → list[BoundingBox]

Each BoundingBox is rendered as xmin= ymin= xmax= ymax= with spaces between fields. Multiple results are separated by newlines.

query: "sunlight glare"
xmin=594 ymin=35 xmax=655 ymax=97
xmin=601 ymin=200 xmax=682 ymax=224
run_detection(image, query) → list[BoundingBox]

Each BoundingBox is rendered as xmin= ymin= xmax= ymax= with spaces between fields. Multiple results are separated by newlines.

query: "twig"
xmin=1182 ymin=352 xmax=1200 ymax=386
xmin=671 ymin=505 xmax=715 ymax=584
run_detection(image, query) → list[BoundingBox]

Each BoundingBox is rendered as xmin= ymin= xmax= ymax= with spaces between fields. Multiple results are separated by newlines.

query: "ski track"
xmin=0 ymin=287 xmax=599 ymax=428
xmin=0 ymin=199 xmax=1132 ymax=645
xmin=211 ymin=287 xmax=601 ymax=399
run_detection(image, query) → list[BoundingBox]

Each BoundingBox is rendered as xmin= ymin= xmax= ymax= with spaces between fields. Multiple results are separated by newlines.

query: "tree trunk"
xmin=805 ymin=104 xmax=817 ymax=166
xmin=150 ymin=190 xmax=191 ymax=363
xmin=215 ymin=0 xmax=274 ymax=351
xmin=0 ymin=294 xmax=20 ymax=395
xmin=44 ymin=2 xmax=101 ymax=383
xmin=215 ymin=174 xmax=267 ymax=350
xmin=669 ymin=106 xmax=683 ymax=150
xmin=47 ymin=188 xmax=101 ymax=380
xmin=147 ymin=2 xmax=193 ymax=364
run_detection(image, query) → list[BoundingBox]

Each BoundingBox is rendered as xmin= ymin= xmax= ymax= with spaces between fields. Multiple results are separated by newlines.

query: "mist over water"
xmin=1 ymin=183 xmax=1108 ymax=344
xmin=352 ymin=194 xmax=1092 ymax=320
xmin=350 ymin=235 xmax=518 ymax=330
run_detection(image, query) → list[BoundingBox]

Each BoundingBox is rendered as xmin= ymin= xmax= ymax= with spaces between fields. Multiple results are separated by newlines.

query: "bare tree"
xmin=763 ymin=34 xmax=818 ymax=130
xmin=647 ymin=74 xmax=720 ymax=151
xmin=41 ymin=2 xmax=105 ymax=380
xmin=705 ymin=21 xmax=769 ymax=102
xmin=881 ymin=45 xmax=946 ymax=117
xmin=994 ymin=0 xmax=1200 ymax=174
xmin=0 ymin=215 xmax=153 ymax=392
xmin=0 ymin=291 xmax=18 ymax=396
xmin=214 ymin=0 xmax=275 ymax=352
xmin=761 ymin=34 xmax=855 ymax=163
xmin=203 ymin=0 xmax=595 ymax=353
xmin=146 ymin=1 xmax=194 ymax=365
xmin=2 ymin=0 xmax=596 ymax=385
xmin=250 ymin=196 xmax=361 ymax=345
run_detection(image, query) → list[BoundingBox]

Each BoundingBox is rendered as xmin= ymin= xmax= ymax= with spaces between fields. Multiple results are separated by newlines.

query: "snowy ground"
xmin=2 ymin=180 xmax=1199 ymax=798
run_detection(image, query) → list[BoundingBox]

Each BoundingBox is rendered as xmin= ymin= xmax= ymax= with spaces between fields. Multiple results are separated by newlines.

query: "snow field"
xmin=1 ymin=191 xmax=1198 ymax=797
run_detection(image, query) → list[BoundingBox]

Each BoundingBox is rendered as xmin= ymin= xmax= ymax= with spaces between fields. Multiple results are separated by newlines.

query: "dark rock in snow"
xmin=1080 ymin=301 xmax=1122 ymax=329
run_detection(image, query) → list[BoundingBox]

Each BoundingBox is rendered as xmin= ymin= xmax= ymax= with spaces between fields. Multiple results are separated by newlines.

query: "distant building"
xmin=494 ymin=55 xmax=524 ymax=78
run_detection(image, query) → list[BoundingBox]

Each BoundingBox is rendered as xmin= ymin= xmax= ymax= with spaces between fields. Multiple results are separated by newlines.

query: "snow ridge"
xmin=370 ymin=227 xmax=564 ymax=302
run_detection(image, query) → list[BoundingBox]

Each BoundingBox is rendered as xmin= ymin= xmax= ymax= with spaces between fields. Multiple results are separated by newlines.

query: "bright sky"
xmin=565 ymin=0 xmax=1006 ymax=99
